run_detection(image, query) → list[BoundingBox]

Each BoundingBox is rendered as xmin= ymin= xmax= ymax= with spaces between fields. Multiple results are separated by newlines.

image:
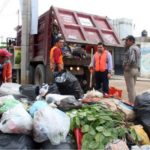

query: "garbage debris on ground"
xmin=131 ymin=145 xmax=150 ymax=150
xmin=19 ymin=84 xmax=40 ymax=101
xmin=81 ymin=89 xmax=103 ymax=103
xmin=105 ymin=139 xmax=129 ymax=150
xmin=0 ymin=83 xmax=21 ymax=95
xmin=0 ymin=132 xmax=37 ymax=150
xmin=29 ymin=100 xmax=48 ymax=117
xmin=109 ymin=86 xmax=123 ymax=99
xmin=0 ymin=79 xmax=150 ymax=150
xmin=40 ymin=135 xmax=77 ymax=150
xmin=45 ymin=94 xmax=82 ymax=111
xmin=67 ymin=103 xmax=128 ymax=150
xmin=134 ymin=92 xmax=150 ymax=137
xmin=54 ymin=70 xmax=84 ymax=99
xmin=0 ymin=95 xmax=20 ymax=113
xmin=33 ymin=106 xmax=70 ymax=144
xmin=130 ymin=125 xmax=150 ymax=145
xmin=38 ymin=83 xmax=60 ymax=97
xmin=0 ymin=104 xmax=32 ymax=134
xmin=36 ymin=93 xmax=82 ymax=111
xmin=114 ymin=99 xmax=135 ymax=121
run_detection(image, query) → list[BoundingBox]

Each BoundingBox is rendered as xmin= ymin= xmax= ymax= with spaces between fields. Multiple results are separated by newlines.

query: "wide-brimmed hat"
xmin=0 ymin=49 xmax=12 ymax=57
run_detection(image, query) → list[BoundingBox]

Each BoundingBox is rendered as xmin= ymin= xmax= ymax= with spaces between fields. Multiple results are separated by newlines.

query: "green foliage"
xmin=68 ymin=103 xmax=127 ymax=150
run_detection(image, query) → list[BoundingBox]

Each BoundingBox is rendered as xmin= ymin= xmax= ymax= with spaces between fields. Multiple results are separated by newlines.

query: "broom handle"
xmin=89 ymin=48 xmax=93 ymax=88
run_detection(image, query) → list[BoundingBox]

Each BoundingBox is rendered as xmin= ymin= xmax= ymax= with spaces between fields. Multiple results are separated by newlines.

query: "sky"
xmin=0 ymin=0 xmax=150 ymax=42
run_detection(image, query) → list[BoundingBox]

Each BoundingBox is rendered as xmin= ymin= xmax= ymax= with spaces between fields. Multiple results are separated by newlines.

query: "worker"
xmin=0 ymin=48 xmax=12 ymax=85
xmin=123 ymin=35 xmax=141 ymax=104
xmin=50 ymin=37 xmax=64 ymax=73
xmin=89 ymin=42 xmax=113 ymax=97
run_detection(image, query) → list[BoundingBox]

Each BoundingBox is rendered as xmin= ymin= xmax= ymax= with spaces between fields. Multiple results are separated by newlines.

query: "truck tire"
xmin=29 ymin=65 xmax=34 ymax=84
xmin=34 ymin=64 xmax=45 ymax=85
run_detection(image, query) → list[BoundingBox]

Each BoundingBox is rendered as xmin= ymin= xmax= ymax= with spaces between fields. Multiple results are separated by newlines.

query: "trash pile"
xmin=0 ymin=71 xmax=150 ymax=150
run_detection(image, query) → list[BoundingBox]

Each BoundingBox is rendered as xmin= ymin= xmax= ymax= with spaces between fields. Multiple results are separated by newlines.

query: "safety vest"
xmin=50 ymin=46 xmax=63 ymax=65
xmin=94 ymin=50 xmax=108 ymax=72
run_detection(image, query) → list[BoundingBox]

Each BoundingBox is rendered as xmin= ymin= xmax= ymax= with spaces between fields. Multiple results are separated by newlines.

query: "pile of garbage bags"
xmin=0 ymin=70 xmax=150 ymax=150
xmin=0 ymin=94 xmax=72 ymax=149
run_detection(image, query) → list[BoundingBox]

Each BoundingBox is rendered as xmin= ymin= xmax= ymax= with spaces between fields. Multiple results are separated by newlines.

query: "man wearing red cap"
xmin=0 ymin=49 xmax=12 ymax=85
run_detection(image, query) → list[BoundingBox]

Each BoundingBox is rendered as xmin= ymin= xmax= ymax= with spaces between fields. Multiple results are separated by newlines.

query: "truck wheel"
xmin=34 ymin=64 xmax=45 ymax=85
xmin=29 ymin=65 xmax=34 ymax=84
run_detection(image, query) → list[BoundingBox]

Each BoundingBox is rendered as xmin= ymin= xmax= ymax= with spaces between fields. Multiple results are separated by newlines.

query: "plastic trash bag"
xmin=0 ymin=132 xmax=37 ymax=150
xmin=0 ymin=83 xmax=21 ymax=95
xmin=45 ymin=94 xmax=82 ymax=111
xmin=131 ymin=145 xmax=150 ymax=150
xmin=19 ymin=84 xmax=40 ymax=101
xmin=0 ymin=95 xmax=20 ymax=114
xmin=45 ymin=94 xmax=75 ymax=104
xmin=134 ymin=92 xmax=150 ymax=137
xmin=55 ymin=70 xmax=84 ymax=99
xmin=29 ymin=100 xmax=48 ymax=117
xmin=0 ymin=104 xmax=32 ymax=134
xmin=33 ymin=106 xmax=70 ymax=144
xmin=84 ymin=89 xmax=103 ymax=98
xmin=41 ymin=135 xmax=77 ymax=150
xmin=131 ymin=125 xmax=150 ymax=145
xmin=39 ymin=83 xmax=60 ymax=97
xmin=135 ymin=92 xmax=150 ymax=115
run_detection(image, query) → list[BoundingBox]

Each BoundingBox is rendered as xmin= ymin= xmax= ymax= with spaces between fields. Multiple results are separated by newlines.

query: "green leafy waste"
xmin=67 ymin=103 xmax=128 ymax=150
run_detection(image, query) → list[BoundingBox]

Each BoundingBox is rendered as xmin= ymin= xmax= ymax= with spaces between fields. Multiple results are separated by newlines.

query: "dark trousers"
xmin=95 ymin=70 xmax=109 ymax=94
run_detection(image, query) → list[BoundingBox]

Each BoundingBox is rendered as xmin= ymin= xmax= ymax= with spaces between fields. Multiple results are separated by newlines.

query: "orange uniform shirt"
xmin=2 ymin=61 xmax=12 ymax=82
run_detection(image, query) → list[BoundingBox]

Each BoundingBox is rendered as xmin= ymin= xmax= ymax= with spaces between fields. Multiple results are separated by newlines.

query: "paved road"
xmin=110 ymin=75 xmax=150 ymax=101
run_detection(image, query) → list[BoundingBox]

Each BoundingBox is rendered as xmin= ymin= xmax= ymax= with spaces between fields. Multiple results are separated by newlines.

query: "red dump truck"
xmin=16 ymin=6 xmax=122 ymax=90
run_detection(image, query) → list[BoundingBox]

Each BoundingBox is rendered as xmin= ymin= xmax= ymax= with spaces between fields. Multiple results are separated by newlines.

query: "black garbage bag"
xmin=134 ymin=92 xmax=150 ymax=115
xmin=41 ymin=135 xmax=77 ymax=150
xmin=55 ymin=71 xmax=84 ymax=99
xmin=39 ymin=83 xmax=60 ymax=96
xmin=46 ymin=94 xmax=82 ymax=111
xmin=48 ymin=83 xmax=60 ymax=94
xmin=140 ymin=116 xmax=150 ymax=138
xmin=0 ymin=132 xmax=38 ymax=150
xmin=58 ymin=98 xmax=82 ymax=111
xmin=134 ymin=92 xmax=150 ymax=137
xmin=19 ymin=84 xmax=40 ymax=101
xmin=72 ymin=48 xmax=86 ymax=58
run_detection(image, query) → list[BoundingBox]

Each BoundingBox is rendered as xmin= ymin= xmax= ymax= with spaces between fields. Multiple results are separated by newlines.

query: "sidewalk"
xmin=111 ymin=75 xmax=150 ymax=82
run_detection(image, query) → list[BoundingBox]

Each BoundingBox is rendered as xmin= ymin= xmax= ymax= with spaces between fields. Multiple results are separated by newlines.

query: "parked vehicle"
xmin=16 ymin=6 xmax=121 ymax=90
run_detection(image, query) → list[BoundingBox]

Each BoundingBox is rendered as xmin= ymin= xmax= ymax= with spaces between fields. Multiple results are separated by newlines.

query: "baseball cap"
xmin=123 ymin=35 xmax=135 ymax=42
xmin=0 ymin=49 xmax=12 ymax=57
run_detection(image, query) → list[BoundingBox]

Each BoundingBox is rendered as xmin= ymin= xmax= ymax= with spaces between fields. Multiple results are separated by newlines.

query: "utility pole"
xmin=21 ymin=0 xmax=31 ymax=84
xmin=17 ymin=9 xmax=20 ymax=26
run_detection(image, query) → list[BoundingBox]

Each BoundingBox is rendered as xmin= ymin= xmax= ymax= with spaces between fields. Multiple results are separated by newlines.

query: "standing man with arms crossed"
xmin=89 ymin=42 xmax=113 ymax=97
xmin=123 ymin=35 xmax=141 ymax=105
xmin=50 ymin=37 xmax=64 ymax=73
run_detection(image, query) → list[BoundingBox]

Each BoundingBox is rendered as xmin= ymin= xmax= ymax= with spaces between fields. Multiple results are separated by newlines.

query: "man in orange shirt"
xmin=0 ymin=49 xmax=12 ymax=85
xmin=50 ymin=37 xmax=64 ymax=73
